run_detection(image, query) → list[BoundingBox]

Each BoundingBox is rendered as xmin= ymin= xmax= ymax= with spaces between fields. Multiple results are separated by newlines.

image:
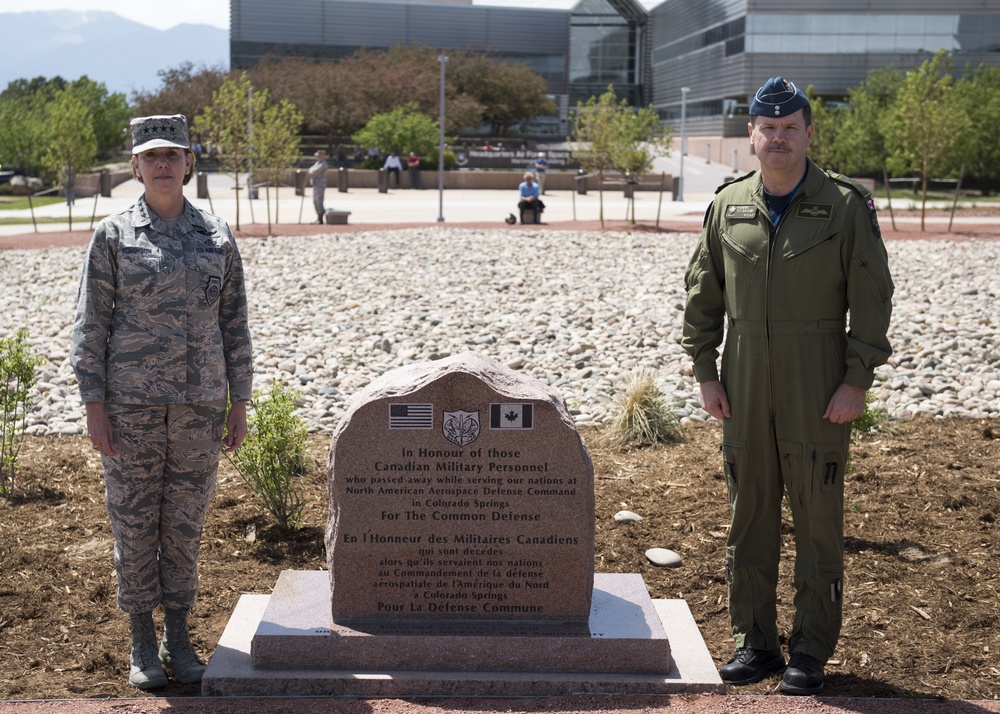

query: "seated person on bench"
xmin=517 ymin=172 xmax=545 ymax=223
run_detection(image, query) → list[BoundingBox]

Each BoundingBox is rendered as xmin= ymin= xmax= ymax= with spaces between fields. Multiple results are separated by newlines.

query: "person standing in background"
xmin=533 ymin=152 xmax=548 ymax=194
xmin=308 ymin=149 xmax=328 ymax=224
xmin=407 ymin=152 xmax=421 ymax=189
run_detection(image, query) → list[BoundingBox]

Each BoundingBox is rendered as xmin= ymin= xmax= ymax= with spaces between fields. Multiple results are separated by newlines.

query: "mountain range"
xmin=0 ymin=10 xmax=229 ymax=98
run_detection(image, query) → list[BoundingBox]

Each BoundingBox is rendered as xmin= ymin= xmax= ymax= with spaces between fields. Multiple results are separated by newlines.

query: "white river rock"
xmin=1 ymin=230 xmax=997 ymax=436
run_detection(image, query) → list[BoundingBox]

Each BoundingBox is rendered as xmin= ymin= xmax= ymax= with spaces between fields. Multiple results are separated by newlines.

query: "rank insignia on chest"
xmin=725 ymin=205 xmax=757 ymax=220
xmin=796 ymin=203 xmax=833 ymax=220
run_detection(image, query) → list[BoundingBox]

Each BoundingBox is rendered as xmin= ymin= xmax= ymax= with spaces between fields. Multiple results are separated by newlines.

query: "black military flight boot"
xmin=719 ymin=647 xmax=785 ymax=685
xmin=780 ymin=652 xmax=825 ymax=695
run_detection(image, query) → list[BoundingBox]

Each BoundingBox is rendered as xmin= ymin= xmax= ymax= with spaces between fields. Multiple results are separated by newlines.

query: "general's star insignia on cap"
xmin=130 ymin=114 xmax=190 ymax=155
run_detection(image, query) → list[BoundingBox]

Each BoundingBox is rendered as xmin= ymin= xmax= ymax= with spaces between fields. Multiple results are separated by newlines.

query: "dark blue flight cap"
xmin=749 ymin=77 xmax=810 ymax=117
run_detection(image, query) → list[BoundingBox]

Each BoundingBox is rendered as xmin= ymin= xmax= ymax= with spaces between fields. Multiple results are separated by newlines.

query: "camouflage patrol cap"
xmin=749 ymin=77 xmax=809 ymax=117
xmin=130 ymin=114 xmax=190 ymax=154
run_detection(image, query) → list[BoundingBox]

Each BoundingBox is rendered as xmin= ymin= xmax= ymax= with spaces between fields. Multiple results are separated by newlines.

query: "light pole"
xmin=678 ymin=86 xmax=689 ymax=202
xmin=248 ymin=85 xmax=254 ymax=201
xmin=437 ymin=54 xmax=448 ymax=223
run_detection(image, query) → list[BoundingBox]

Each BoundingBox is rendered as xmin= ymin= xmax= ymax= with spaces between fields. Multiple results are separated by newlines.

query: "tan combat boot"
xmin=128 ymin=612 xmax=167 ymax=690
xmin=159 ymin=607 xmax=207 ymax=684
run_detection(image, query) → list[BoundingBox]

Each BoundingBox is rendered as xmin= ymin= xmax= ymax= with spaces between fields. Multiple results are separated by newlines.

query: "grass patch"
xmin=872 ymin=189 xmax=1000 ymax=204
xmin=0 ymin=215 xmax=108 ymax=226
xmin=0 ymin=196 xmax=64 ymax=211
xmin=597 ymin=368 xmax=685 ymax=451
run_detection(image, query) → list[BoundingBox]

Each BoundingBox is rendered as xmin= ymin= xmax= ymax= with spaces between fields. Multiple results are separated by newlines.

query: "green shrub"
xmin=227 ymin=382 xmax=308 ymax=530
xmin=0 ymin=328 xmax=45 ymax=496
xmin=600 ymin=368 xmax=685 ymax=450
xmin=847 ymin=390 xmax=894 ymax=475
xmin=852 ymin=389 xmax=894 ymax=440
xmin=420 ymin=150 xmax=457 ymax=171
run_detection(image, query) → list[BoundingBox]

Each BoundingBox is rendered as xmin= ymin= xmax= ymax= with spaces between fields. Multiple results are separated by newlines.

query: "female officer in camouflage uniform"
xmin=70 ymin=114 xmax=253 ymax=690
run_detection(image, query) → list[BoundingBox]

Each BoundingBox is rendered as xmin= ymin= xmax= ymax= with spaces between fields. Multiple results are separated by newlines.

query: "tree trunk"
xmin=921 ymin=173 xmax=928 ymax=232
xmin=234 ymin=174 xmax=241 ymax=231
xmin=265 ymin=181 xmax=272 ymax=235
xmin=598 ymin=170 xmax=604 ymax=228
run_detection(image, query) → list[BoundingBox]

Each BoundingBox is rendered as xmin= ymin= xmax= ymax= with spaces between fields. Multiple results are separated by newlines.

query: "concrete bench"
xmin=325 ymin=210 xmax=351 ymax=225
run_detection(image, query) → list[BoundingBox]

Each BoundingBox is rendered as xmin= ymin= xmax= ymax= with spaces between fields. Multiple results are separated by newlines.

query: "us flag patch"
xmin=490 ymin=403 xmax=533 ymax=429
xmin=389 ymin=403 xmax=433 ymax=429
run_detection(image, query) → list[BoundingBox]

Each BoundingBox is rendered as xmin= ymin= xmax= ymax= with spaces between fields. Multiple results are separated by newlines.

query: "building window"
xmin=569 ymin=0 xmax=646 ymax=105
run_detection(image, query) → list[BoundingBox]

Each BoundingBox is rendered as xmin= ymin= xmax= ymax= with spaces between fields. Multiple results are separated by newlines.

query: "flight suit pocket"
xmin=778 ymin=439 xmax=802 ymax=494
xmin=722 ymin=439 xmax=747 ymax=502
xmin=780 ymin=231 xmax=839 ymax=317
xmin=808 ymin=443 xmax=846 ymax=521
xmin=720 ymin=231 xmax=758 ymax=319
xmin=684 ymin=248 xmax=709 ymax=290
xmin=854 ymin=242 xmax=894 ymax=303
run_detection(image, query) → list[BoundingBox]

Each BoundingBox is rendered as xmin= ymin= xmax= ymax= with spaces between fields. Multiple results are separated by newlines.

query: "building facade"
xmin=568 ymin=0 xmax=650 ymax=107
xmin=231 ymin=0 xmax=1000 ymax=136
xmin=230 ymin=0 xmax=651 ymax=133
xmin=648 ymin=0 xmax=1000 ymax=135
xmin=231 ymin=0 xmax=570 ymax=125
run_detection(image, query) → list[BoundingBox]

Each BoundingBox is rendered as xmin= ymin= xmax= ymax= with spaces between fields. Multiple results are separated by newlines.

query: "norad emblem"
xmin=442 ymin=409 xmax=480 ymax=447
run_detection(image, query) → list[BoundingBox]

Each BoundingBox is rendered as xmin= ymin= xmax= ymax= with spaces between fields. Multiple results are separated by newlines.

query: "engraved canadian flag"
xmin=490 ymin=403 xmax=533 ymax=429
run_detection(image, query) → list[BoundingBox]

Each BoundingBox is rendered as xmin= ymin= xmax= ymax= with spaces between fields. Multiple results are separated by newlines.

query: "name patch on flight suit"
xmin=726 ymin=205 xmax=757 ymax=220
xmin=796 ymin=203 xmax=833 ymax=220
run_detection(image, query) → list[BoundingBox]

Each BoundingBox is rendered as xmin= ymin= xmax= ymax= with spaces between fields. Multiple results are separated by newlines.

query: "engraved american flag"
xmin=389 ymin=403 xmax=433 ymax=429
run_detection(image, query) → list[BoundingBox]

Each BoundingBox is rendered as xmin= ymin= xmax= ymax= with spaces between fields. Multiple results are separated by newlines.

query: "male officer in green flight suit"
xmin=682 ymin=77 xmax=894 ymax=695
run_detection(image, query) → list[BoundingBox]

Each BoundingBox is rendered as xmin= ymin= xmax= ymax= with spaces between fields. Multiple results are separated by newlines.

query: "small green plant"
xmin=0 ymin=328 xmax=45 ymax=496
xmin=227 ymin=382 xmax=309 ymax=530
xmin=852 ymin=390 xmax=893 ymax=440
xmin=599 ymin=368 xmax=685 ymax=450
xmin=847 ymin=390 xmax=894 ymax=475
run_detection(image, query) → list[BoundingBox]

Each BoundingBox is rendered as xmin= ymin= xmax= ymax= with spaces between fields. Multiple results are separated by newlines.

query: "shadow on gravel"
xmin=824 ymin=680 xmax=998 ymax=713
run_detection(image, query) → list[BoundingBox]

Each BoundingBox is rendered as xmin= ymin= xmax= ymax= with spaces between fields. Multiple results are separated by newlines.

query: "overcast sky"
xmin=0 ymin=0 xmax=664 ymax=31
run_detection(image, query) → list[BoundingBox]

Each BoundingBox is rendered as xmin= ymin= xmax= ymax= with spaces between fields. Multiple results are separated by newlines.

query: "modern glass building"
xmin=230 ymin=0 xmax=651 ymax=130
xmin=231 ymin=0 xmax=1000 ymax=136
xmin=567 ymin=0 xmax=650 ymax=107
xmin=648 ymin=0 xmax=1000 ymax=135
xmin=231 ymin=0 xmax=570 ymax=95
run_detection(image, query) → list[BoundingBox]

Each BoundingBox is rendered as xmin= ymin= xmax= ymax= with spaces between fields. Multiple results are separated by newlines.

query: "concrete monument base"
xmin=202 ymin=570 xmax=723 ymax=697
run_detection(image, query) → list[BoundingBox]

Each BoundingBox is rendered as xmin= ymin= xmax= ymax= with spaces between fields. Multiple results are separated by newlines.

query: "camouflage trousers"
xmin=102 ymin=400 xmax=226 ymax=614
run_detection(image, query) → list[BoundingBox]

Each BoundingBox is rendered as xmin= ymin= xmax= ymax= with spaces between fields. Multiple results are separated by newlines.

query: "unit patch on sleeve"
xmin=866 ymin=198 xmax=882 ymax=240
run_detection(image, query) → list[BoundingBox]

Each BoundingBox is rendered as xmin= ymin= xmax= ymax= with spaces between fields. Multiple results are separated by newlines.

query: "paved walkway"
xmin=0 ymin=178 xmax=711 ymax=238
xmin=0 ymin=153 xmax=731 ymax=237
xmin=3 ymin=151 xmax=991 ymax=242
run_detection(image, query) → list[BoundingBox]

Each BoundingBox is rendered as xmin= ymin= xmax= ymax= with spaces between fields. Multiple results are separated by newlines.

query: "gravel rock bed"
xmin=3 ymin=228 xmax=998 ymax=437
